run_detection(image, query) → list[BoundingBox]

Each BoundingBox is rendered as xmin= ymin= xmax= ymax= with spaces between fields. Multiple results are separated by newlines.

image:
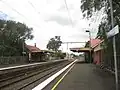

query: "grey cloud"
xmin=69 ymin=33 xmax=88 ymax=40
xmin=45 ymin=15 xmax=75 ymax=26
xmin=58 ymin=5 xmax=66 ymax=11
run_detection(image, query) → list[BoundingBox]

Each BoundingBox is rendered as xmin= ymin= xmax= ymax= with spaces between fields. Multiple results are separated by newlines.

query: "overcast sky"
xmin=0 ymin=0 xmax=103 ymax=53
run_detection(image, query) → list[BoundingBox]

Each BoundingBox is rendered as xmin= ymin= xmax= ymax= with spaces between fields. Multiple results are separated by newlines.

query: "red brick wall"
xmin=93 ymin=50 xmax=102 ymax=65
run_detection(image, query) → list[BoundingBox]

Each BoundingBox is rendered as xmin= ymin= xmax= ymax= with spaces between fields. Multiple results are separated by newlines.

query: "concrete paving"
xmin=44 ymin=63 xmax=117 ymax=90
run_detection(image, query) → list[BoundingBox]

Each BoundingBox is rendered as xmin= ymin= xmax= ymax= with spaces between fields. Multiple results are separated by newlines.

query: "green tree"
xmin=47 ymin=36 xmax=62 ymax=52
xmin=81 ymin=0 xmax=120 ymax=68
xmin=0 ymin=20 xmax=34 ymax=56
xmin=80 ymin=0 xmax=120 ymax=28
xmin=96 ymin=22 xmax=108 ymax=40
xmin=81 ymin=0 xmax=106 ymax=18
xmin=55 ymin=50 xmax=66 ymax=59
xmin=80 ymin=0 xmax=120 ymax=49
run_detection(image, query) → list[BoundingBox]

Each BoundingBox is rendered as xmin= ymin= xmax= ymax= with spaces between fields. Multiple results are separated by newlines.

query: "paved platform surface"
xmin=44 ymin=63 xmax=117 ymax=90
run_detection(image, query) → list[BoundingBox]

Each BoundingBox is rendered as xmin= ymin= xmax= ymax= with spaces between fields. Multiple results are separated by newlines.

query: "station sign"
xmin=107 ymin=25 xmax=119 ymax=38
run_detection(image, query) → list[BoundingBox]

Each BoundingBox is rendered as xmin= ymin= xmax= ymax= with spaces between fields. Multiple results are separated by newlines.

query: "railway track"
xmin=0 ymin=60 xmax=71 ymax=90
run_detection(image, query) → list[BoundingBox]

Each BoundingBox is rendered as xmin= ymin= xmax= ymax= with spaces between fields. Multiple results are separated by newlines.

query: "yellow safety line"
xmin=51 ymin=64 xmax=75 ymax=90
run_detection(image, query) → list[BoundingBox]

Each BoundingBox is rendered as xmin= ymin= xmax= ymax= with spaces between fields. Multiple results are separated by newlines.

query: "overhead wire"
xmin=64 ymin=0 xmax=74 ymax=27
xmin=1 ymin=0 xmax=28 ymax=20
xmin=1 ymin=0 xmax=74 ymax=28
xmin=0 ymin=0 xmax=41 ymax=28
xmin=88 ymin=9 xmax=104 ymax=39
xmin=90 ymin=9 xmax=104 ymax=29
xmin=27 ymin=0 xmax=44 ymax=27
xmin=28 ymin=1 xmax=40 ymax=14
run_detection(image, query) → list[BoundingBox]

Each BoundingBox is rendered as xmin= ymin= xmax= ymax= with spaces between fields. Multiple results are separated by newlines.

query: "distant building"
xmin=92 ymin=40 xmax=104 ymax=65
xmin=25 ymin=44 xmax=55 ymax=62
xmin=25 ymin=44 xmax=43 ymax=62
xmin=70 ymin=39 xmax=102 ymax=63
xmin=84 ymin=39 xmax=101 ymax=63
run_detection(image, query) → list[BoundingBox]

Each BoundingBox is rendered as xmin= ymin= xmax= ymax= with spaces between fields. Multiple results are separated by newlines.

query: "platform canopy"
xmin=70 ymin=47 xmax=92 ymax=52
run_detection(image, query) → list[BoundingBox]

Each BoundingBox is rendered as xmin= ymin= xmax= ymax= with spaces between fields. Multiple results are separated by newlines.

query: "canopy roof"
xmin=70 ymin=39 xmax=102 ymax=52
xmin=70 ymin=47 xmax=92 ymax=52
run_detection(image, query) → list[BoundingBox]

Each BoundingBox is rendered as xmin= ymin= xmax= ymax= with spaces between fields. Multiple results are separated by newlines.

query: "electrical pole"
xmin=109 ymin=0 xmax=118 ymax=90
xmin=89 ymin=31 xmax=92 ymax=63
xmin=86 ymin=30 xmax=92 ymax=63
xmin=22 ymin=39 xmax=25 ymax=60
xmin=67 ymin=42 xmax=69 ymax=59
xmin=62 ymin=42 xmax=86 ymax=60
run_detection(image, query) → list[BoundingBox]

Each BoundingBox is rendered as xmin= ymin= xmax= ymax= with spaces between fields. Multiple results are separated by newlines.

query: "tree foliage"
xmin=81 ymin=0 xmax=120 ymax=69
xmin=0 ymin=20 xmax=34 ymax=56
xmin=81 ymin=0 xmax=120 ymax=27
xmin=55 ymin=50 xmax=66 ymax=59
xmin=47 ymin=36 xmax=62 ymax=52
xmin=81 ymin=0 xmax=105 ymax=18
xmin=96 ymin=22 xmax=107 ymax=40
xmin=81 ymin=0 xmax=120 ymax=40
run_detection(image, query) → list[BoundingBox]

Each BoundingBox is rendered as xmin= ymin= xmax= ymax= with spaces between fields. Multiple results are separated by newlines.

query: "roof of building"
xmin=25 ymin=45 xmax=55 ymax=53
xmin=40 ymin=50 xmax=55 ymax=53
xmin=69 ymin=39 xmax=102 ymax=52
xmin=26 ymin=45 xmax=41 ymax=52
xmin=90 ymin=39 xmax=101 ymax=48
xmin=92 ymin=40 xmax=104 ymax=48
xmin=70 ymin=47 xmax=92 ymax=52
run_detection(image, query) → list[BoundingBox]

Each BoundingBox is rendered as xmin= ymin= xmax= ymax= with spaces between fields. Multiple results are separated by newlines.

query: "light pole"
xmin=65 ymin=42 xmax=70 ymax=59
xmin=108 ymin=0 xmax=118 ymax=90
xmin=86 ymin=30 xmax=92 ymax=63
xmin=22 ymin=39 xmax=25 ymax=60
xmin=22 ymin=39 xmax=26 ymax=60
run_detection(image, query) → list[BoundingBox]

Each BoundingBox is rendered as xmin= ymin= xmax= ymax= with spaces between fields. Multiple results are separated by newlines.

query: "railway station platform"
xmin=43 ymin=63 xmax=116 ymax=90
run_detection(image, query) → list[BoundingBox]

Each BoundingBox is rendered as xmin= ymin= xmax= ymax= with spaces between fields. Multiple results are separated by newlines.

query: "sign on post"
xmin=107 ymin=25 xmax=119 ymax=38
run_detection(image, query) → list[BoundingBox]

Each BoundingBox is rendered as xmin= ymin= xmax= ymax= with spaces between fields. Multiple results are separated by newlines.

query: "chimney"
xmin=34 ymin=43 xmax=36 ymax=47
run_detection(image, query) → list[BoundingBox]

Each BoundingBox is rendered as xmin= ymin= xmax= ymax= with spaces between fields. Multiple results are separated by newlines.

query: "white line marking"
xmin=0 ymin=62 xmax=46 ymax=71
xmin=0 ymin=59 xmax=67 ymax=71
xmin=32 ymin=60 xmax=77 ymax=90
xmin=51 ymin=64 xmax=75 ymax=90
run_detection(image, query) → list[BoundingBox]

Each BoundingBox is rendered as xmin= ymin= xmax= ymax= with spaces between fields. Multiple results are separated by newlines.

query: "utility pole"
xmin=89 ymin=31 xmax=92 ymax=63
xmin=67 ymin=42 xmax=69 ymax=59
xmin=62 ymin=42 xmax=86 ymax=59
xmin=109 ymin=0 xmax=118 ymax=90
xmin=22 ymin=39 xmax=25 ymax=60
xmin=86 ymin=30 xmax=92 ymax=63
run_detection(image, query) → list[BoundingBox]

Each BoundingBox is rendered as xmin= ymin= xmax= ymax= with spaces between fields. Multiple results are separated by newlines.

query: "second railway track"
xmin=0 ymin=60 xmax=71 ymax=90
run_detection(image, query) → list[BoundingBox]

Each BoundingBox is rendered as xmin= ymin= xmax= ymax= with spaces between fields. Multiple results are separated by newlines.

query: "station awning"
xmin=70 ymin=47 xmax=92 ymax=52
xmin=40 ymin=50 xmax=55 ymax=53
